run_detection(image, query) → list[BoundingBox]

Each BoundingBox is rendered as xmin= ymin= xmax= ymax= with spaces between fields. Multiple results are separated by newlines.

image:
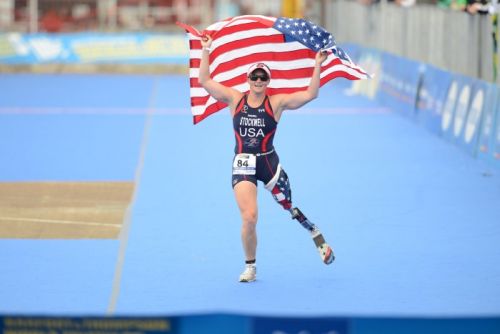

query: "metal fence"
xmin=325 ymin=0 xmax=498 ymax=84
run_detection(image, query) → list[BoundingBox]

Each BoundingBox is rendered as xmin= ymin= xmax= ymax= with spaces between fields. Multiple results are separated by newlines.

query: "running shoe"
xmin=239 ymin=264 xmax=257 ymax=282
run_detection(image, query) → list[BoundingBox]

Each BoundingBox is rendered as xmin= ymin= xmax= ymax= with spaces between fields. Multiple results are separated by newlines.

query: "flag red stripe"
xmin=209 ymin=21 xmax=274 ymax=40
xmin=211 ymin=49 xmax=314 ymax=77
xmin=191 ymin=95 xmax=210 ymax=106
xmin=189 ymin=58 xmax=200 ymax=69
xmin=190 ymin=77 xmax=200 ymax=88
xmin=205 ymin=16 xmax=275 ymax=36
xmin=189 ymin=49 xmax=365 ymax=80
xmin=210 ymin=34 xmax=286 ymax=60
xmin=320 ymin=70 xmax=366 ymax=84
xmin=189 ymin=59 xmax=349 ymax=90
xmin=190 ymin=40 xmax=202 ymax=49
xmin=176 ymin=21 xmax=201 ymax=36
xmin=191 ymin=69 xmax=363 ymax=105
xmin=190 ymin=68 xmax=365 ymax=104
xmin=193 ymin=101 xmax=227 ymax=124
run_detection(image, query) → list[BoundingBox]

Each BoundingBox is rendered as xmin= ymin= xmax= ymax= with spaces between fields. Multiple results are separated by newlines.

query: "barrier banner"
xmin=415 ymin=64 xmax=452 ymax=136
xmin=0 ymin=33 xmax=188 ymax=64
xmin=2 ymin=315 xmax=500 ymax=334
xmin=254 ymin=316 xmax=348 ymax=334
xmin=0 ymin=317 xmax=176 ymax=334
xmin=441 ymin=73 xmax=473 ymax=144
xmin=492 ymin=86 xmax=500 ymax=166
xmin=477 ymin=85 xmax=498 ymax=162
xmin=350 ymin=48 xmax=382 ymax=99
xmin=377 ymin=52 xmax=422 ymax=119
xmin=460 ymin=81 xmax=497 ymax=157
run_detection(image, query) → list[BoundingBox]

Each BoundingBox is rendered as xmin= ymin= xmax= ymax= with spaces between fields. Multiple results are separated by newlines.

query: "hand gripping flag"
xmin=177 ymin=15 xmax=370 ymax=124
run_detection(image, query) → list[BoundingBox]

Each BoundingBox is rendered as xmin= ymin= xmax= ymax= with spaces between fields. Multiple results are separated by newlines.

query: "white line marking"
xmin=0 ymin=107 xmax=187 ymax=115
xmin=107 ymin=79 xmax=158 ymax=315
xmin=0 ymin=216 xmax=120 ymax=227
xmin=0 ymin=107 xmax=390 ymax=115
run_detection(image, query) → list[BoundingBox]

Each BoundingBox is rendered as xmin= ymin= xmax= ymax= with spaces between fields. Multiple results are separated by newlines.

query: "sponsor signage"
xmin=377 ymin=52 xmax=422 ymax=119
xmin=0 ymin=33 xmax=188 ymax=64
xmin=416 ymin=64 xmax=452 ymax=135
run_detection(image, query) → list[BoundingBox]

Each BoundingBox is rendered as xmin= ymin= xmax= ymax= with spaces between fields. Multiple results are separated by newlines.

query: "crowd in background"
xmin=1 ymin=0 xmax=315 ymax=33
xmin=358 ymin=0 xmax=496 ymax=14
xmin=0 ymin=0 xmax=497 ymax=34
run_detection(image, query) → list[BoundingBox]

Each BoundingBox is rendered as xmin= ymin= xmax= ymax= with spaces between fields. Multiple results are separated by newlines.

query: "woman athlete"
xmin=199 ymin=35 xmax=335 ymax=283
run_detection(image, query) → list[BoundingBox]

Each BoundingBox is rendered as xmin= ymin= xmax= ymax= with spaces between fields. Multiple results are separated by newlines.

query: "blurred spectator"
xmin=395 ymin=0 xmax=416 ymax=7
xmin=40 ymin=8 xmax=64 ymax=32
xmin=465 ymin=0 xmax=492 ymax=14
xmin=238 ymin=0 xmax=280 ymax=16
xmin=437 ymin=0 xmax=467 ymax=10
xmin=358 ymin=0 xmax=416 ymax=7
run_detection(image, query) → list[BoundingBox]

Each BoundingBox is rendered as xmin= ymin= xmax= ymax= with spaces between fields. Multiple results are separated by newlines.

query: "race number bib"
xmin=232 ymin=154 xmax=256 ymax=175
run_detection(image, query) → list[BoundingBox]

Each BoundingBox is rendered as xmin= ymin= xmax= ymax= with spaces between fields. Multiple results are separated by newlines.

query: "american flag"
xmin=177 ymin=15 xmax=370 ymax=124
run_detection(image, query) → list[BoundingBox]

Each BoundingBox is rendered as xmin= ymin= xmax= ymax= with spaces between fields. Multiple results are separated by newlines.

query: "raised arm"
xmin=272 ymin=51 xmax=327 ymax=118
xmin=198 ymin=35 xmax=241 ymax=108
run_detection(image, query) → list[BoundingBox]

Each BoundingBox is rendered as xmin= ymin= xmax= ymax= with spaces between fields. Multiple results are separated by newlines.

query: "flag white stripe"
xmin=211 ymin=28 xmax=281 ymax=48
xmin=206 ymin=15 xmax=275 ymax=31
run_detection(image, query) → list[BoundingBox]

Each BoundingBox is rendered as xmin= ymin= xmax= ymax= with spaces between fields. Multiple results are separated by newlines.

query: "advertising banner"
xmin=459 ymin=80 xmax=496 ymax=157
xmin=415 ymin=64 xmax=453 ymax=136
xmin=2 ymin=315 xmax=500 ymax=334
xmin=0 ymin=32 xmax=189 ymax=64
xmin=377 ymin=52 xmax=422 ymax=119
xmin=477 ymin=85 xmax=499 ymax=162
xmin=492 ymin=87 xmax=500 ymax=167
xmin=441 ymin=73 xmax=473 ymax=144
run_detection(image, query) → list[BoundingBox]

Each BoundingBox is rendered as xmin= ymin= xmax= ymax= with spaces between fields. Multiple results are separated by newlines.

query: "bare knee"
xmin=241 ymin=210 xmax=257 ymax=230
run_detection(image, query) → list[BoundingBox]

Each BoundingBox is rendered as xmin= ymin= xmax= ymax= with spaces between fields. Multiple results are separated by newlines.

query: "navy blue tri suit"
xmin=232 ymin=93 xmax=292 ymax=210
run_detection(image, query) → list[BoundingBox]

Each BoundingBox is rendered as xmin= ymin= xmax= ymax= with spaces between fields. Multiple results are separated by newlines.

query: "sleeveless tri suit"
xmin=231 ymin=93 xmax=335 ymax=264
xmin=231 ymin=93 xmax=293 ymax=210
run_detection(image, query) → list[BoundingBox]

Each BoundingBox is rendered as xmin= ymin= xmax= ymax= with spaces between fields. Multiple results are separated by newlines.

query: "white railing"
xmin=326 ymin=0 xmax=498 ymax=83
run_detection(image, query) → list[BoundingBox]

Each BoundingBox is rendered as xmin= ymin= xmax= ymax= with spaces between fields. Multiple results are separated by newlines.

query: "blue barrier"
xmin=459 ymin=80 xmax=496 ymax=157
xmin=377 ymin=52 xmax=422 ymax=119
xmin=350 ymin=45 xmax=500 ymax=169
xmin=0 ymin=33 xmax=188 ymax=64
xmin=2 ymin=315 xmax=500 ymax=334
xmin=477 ymin=85 xmax=499 ymax=163
xmin=493 ymin=89 xmax=500 ymax=167
xmin=415 ymin=64 xmax=453 ymax=136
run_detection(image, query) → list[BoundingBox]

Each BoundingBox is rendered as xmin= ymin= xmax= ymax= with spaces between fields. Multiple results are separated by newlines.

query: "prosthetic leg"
xmin=289 ymin=207 xmax=334 ymax=264
xmin=266 ymin=166 xmax=335 ymax=265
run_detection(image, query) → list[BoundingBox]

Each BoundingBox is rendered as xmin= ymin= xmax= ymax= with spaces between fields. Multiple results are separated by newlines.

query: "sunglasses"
xmin=249 ymin=74 xmax=269 ymax=82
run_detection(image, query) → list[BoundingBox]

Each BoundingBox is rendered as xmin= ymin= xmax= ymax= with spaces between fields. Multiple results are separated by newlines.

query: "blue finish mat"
xmin=0 ymin=75 xmax=499 ymax=317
